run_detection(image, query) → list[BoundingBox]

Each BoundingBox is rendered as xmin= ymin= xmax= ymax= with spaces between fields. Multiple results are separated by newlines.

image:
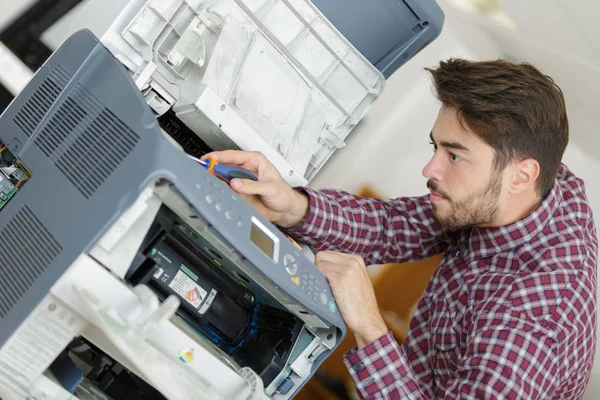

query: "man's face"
xmin=423 ymin=107 xmax=506 ymax=230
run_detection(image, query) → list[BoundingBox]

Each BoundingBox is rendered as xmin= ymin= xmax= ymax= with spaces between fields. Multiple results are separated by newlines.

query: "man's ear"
xmin=509 ymin=158 xmax=540 ymax=195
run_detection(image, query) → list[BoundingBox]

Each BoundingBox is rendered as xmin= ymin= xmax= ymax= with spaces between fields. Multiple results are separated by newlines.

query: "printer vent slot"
xmin=13 ymin=65 xmax=71 ymax=137
xmin=0 ymin=205 xmax=62 ymax=318
xmin=35 ymin=84 xmax=140 ymax=199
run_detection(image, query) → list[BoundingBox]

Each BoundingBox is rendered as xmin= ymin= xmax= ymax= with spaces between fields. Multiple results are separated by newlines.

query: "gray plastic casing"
xmin=312 ymin=0 xmax=444 ymax=78
xmin=0 ymin=29 xmax=346 ymax=375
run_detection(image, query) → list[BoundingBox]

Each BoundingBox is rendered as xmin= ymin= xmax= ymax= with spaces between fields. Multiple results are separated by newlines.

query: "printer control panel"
xmin=188 ymin=168 xmax=341 ymax=327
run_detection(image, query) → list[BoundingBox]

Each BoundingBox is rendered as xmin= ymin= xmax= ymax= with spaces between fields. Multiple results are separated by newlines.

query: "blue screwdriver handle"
xmin=188 ymin=155 xmax=259 ymax=182
xmin=212 ymin=163 xmax=258 ymax=182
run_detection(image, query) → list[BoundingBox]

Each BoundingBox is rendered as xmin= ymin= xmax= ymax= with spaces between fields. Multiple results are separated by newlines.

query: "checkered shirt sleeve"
xmin=343 ymin=303 xmax=567 ymax=400
xmin=284 ymin=187 xmax=450 ymax=265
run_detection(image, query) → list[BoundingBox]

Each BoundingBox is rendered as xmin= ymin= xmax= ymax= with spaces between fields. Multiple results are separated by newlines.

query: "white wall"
xmin=312 ymin=2 xmax=600 ymax=397
xmin=0 ymin=0 xmax=37 ymax=31
xmin=311 ymin=25 xmax=479 ymax=195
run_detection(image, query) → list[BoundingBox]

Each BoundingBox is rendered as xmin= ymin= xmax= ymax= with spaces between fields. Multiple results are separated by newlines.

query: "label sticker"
xmin=153 ymin=267 xmax=164 ymax=279
xmin=198 ymin=289 xmax=217 ymax=315
xmin=0 ymin=295 xmax=87 ymax=394
xmin=169 ymin=270 xmax=207 ymax=308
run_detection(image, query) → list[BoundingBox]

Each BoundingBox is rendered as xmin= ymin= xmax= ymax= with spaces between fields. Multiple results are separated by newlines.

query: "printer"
xmin=0 ymin=1 xmax=443 ymax=399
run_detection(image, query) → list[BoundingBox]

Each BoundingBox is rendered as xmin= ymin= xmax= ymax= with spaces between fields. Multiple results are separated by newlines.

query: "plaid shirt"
xmin=286 ymin=164 xmax=597 ymax=399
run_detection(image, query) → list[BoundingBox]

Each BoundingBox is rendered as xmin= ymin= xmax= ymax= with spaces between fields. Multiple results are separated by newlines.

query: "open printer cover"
xmin=0 ymin=1 xmax=443 ymax=399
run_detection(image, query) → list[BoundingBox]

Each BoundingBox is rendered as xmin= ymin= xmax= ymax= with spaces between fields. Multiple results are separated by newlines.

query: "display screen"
xmin=250 ymin=220 xmax=275 ymax=260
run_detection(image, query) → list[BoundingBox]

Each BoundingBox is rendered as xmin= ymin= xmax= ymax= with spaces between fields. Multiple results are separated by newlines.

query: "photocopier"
xmin=0 ymin=1 xmax=443 ymax=399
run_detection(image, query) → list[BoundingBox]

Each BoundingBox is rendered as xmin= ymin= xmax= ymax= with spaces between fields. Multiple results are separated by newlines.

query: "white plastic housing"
xmin=65 ymin=0 xmax=385 ymax=185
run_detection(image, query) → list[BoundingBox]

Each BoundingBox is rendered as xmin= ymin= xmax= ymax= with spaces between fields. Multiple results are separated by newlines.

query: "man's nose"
xmin=422 ymin=153 xmax=444 ymax=182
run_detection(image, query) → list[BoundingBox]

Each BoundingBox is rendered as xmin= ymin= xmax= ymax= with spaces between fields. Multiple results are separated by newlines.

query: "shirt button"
xmin=456 ymin=251 xmax=463 ymax=258
xmin=353 ymin=363 xmax=364 ymax=372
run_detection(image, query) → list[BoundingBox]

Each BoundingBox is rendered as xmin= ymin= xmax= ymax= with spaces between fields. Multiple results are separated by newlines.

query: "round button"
xmin=320 ymin=292 xmax=328 ymax=305
xmin=225 ymin=211 xmax=233 ymax=219
xmin=328 ymin=300 xmax=337 ymax=313
xmin=205 ymin=195 xmax=214 ymax=204
xmin=283 ymin=254 xmax=296 ymax=266
xmin=283 ymin=254 xmax=298 ymax=275
xmin=287 ymin=263 xmax=298 ymax=276
xmin=216 ymin=203 xmax=224 ymax=211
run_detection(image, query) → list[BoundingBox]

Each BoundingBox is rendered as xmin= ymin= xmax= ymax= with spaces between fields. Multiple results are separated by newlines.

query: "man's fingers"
xmin=203 ymin=150 xmax=263 ymax=171
xmin=230 ymin=178 xmax=276 ymax=197
xmin=315 ymin=250 xmax=343 ymax=263
xmin=335 ymin=252 xmax=366 ymax=266
xmin=316 ymin=251 xmax=365 ymax=267
xmin=314 ymin=260 xmax=342 ymax=277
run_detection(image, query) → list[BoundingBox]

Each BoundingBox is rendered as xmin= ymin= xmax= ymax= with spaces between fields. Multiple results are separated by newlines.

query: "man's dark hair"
xmin=426 ymin=59 xmax=569 ymax=198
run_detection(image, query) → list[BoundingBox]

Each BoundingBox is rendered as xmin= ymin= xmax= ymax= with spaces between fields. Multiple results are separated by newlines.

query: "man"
xmin=207 ymin=59 xmax=597 ymax=399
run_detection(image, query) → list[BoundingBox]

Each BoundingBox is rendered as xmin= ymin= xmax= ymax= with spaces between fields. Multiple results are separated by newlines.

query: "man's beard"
xmin=428 ymin=173 xmax=502 ymax=230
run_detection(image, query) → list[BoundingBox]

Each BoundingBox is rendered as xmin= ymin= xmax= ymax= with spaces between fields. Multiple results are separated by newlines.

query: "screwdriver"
xmin=188 ymin=155 xmax=258 ymax=183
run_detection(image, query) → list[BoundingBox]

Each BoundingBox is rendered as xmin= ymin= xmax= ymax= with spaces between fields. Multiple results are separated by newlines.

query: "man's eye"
xmin=450 ymin=153 xmax=461 ymax=162
xmin=429 ymin=141 xmax=437 ymax=151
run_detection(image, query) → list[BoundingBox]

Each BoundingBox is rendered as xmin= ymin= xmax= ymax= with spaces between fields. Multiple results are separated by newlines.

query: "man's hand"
xmin=202 ymin=150 xmax=308 ymax=228
xmin=315 ymin=251 xmax=388 ymax=349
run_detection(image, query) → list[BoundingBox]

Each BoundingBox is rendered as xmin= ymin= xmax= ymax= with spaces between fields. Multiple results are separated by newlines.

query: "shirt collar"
xmin=467 ymin=180 xmax=561 ymax=259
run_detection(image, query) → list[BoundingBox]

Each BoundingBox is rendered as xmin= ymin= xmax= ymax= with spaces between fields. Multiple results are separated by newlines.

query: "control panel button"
xmin=283 ymin=254 xmax=298 ymax=276
xmin=225 ymin=210 xmax=233 ymax=219
xmin=216 ymin=203 xmax=224 ymax=211
xmin=328 ymin=300 xmax=337 ymax=313
xmin=320 ymin=292 xmax=328 ymax=305
xmin=205 ymin=194 xmax=214 ymax=204
xmin=287 ymin=263 xmax=298 ymax=276
xmin=283 ymin=254 xmax=295 ymax=266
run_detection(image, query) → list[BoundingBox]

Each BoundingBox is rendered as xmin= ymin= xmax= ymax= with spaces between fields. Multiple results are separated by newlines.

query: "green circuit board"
xmin=0 ymin=140 xmax=31 ymax=211
xmin=0 ymin=186 xmax=16 ymax=211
